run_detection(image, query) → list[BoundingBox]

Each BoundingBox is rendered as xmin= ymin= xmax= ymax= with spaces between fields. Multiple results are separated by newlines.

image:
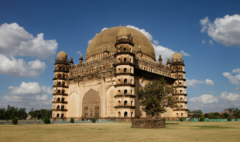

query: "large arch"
xmin=82 ymin=89 xmax=101 ymax=118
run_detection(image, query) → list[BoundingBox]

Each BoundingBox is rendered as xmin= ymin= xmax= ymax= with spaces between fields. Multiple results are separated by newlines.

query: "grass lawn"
xmin=0 ymin=121 xmax=239 ymax=142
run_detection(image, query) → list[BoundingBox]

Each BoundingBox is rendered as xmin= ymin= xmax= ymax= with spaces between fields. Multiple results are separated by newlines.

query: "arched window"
xmin=124 ymin=90 xmax=127 ymax=94
xmin=124 ymin=68 xmax=127 ymax=73
xmin=124 ymin=79 xmax=127 ymax=84
xmin=58 ymin=82 xmax=61 ymax=85
xmin=130 ymin=79 xmax=132 ymax=84
xmin=57 ymin=105 xmax=60 ymax=109
xmin=58 ymin=74 xmax=61 ymax=78
xmin=61 ymin=114 xmax=64 ymax=118
xmin=57 ymin=114 xmax=59 ymax=117
xmin=176 ymin=113 xmax=178 ymax=116
xmin=118 ymin=90 xmax=121 ymax=93
xmin=62 ymin=98 xmax=65 ymax=102
xmin=58 ymin=90 xmax=60 ymax=93
xmin=57 ymin=98 xmax=60 ymax=101
xmin=180 ymin=98 xmax=182 ymax=101
xmin=62 ymin=82 xmax=65 ymax=86
xmin=131 ymin=90 xmax=133 ymax=94
xmin=118 ymin=112 xmax=121 ymax=117
xmin=180 ymin=105 xmax=183 ymax=109
xmin=62 ymin=90 xmax=65 ymax=94
xmin=124 ymin=58 xmax=127 ymax=62
xmin=59 ymin=67 xmax=62 ymax=70
xmin=118 ymin=101 xmax=121 ymax=105
xmin=124 ymin=112 xmax=128 ymax=117
xmin=131 ymin=101 xmax=133 ymax=106
xmin=124 ymin=48 xmax=126 ymax=52
xmin=124 ymin=101 xmax=127 ymax=106
xmin=61 ymin=106 xmax=64 ymax=109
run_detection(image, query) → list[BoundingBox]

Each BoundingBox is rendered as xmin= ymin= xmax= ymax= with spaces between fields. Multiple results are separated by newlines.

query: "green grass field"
xmin=0 ymin=121 xmax=239 ymax=142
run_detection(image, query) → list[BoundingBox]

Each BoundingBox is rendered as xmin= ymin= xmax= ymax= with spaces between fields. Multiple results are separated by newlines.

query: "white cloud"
xmin=205 ymin=79 xmax=214 ymax=86
xmin=220 ymin=91 xmax=240 ymax=102
xmin=152 ymin=44 xmax=175 ymax=63
xmin=180 ymin=50 xmax=190 ymax=56
xmin=0 ymin=82 xmax=53 ymax=110
xmin=235 ymin=87 xmax=240 ymax=91
xmin=126 ymin=25 xmax=152 ymax=41
xmin=0 ymin=54 xmax=46 ymax=77
xmin=200 ymin=14 xmax=240 ymax=46
xmin=0 ymin=23 xmax=58 ymax=59
xmin=153 ymin=40 xmax=159 ymax=45
xmin=101 ymin=27 xmax=108 ymax=31
xmin=190 ymin=94 xmax=218 ymax=104
xmin=76 ymin=51 xmax=81 ymax=55
xmin=202 ymin=40 xmax=206 ymax=44
xmin=223 ymin=71 xmax=240 ymax=85
xmin=186 ymin=79 xmax=204 ymax=87
xmin=232 ymin=68 xmax=240 ymax=73
xmin=209 ymin=40 xmax=213 ymax=45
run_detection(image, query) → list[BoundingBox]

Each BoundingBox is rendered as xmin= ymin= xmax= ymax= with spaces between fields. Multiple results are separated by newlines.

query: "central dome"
xmin=86 ymin=27 xmax=155 ymax=61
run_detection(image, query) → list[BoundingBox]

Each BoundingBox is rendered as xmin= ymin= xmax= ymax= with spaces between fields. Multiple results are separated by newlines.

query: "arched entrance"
xmin=82 ymin=89 xmax=101 ymax=118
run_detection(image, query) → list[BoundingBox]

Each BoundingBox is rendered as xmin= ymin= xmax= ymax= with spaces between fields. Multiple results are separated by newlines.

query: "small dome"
xmin=117 ymin=27 xmax=131 ymax=37
xmin=57 ymin=51 xmax=67 ymax=60
xmin=172 ymin=52 xmax=182 ymax=61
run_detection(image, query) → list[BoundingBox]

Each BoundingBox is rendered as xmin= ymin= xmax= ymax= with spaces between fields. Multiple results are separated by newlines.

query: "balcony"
xmin=54 ymin=69 xmax=69 ymax=73
xmin=114 ymin=84 xmax=135 ymax=87
xmin=53 ymin=85 xmax=68 ymax=88
xmin=114 ymin=105 xmax=136 ymax=109
xmin=173 ymin=93 xmax=187 ymax=96
xmin=53 ymin=77 xmax=67 ymax=80
xmin=114 ymin=94 xmax=136 ymax=98
xmin=173 ymin=108 xmax=188 ymax=111
xmin=113 ymin=62 xmax=135 ymax=66
xmin=52 ymin=92 xmax=68 ymax=96
xmin=54 ymin=60 xmax=69 ymax=65
xmin=52 ymin=101 xmax=68 ymax=104
xmin=52 ymin=109 xmax=68 ymax=111
xmin=115 ymin=73 xmax=134 ymax=76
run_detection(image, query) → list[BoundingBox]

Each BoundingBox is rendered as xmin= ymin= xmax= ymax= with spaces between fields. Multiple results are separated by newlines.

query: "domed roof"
xmin=172 ymin=52 xmax=182 ymax=61
xmin=117 ymin=27 xmax=131 ymax=37
xmin=57 ymin=51 xmax=67 ymax=60
xmin=86 ymin=27 xmax=155 ymax=60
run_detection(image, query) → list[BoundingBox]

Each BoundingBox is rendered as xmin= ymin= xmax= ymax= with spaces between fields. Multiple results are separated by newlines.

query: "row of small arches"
xmin=118 ymin=89 xmax=133 ymax=95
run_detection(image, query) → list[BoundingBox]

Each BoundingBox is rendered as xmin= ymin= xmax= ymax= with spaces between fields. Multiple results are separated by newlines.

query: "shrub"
xmin=162 ymin=118 xmax=166 ymax=122
xmin=92 ymin=118 xmax=96 ymax=123
xmin=227 ymin=116 xmax=232 ymax=121
xmin=199 ymin=117 xmax=205 ymax=122
xmin=43 ymin=117 xmax=50 ymax=124
xmin=235 ymin=117 xmax=238 ymax=121
xmin=12 ymin=118 xmax=18 ymax=125
xmin=179 ymin=117 xmax=183 ymax=121
xmin=70 ymin=118 xmax=74 ymax=123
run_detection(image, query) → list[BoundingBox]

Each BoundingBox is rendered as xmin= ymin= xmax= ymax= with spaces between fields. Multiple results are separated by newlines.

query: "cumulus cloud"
xmin=235 ymin=87 xmax=240 ymax=91
xmin=190 ymin=94 xmax=218 ymax=104
xmin=220 ymin=91 xmax=240 ymax=102
xmin=126 ymin=25 xmax=153 ymax=41
xmin=200 ymin=14 xmax=240 ymax=46
xmin=232 ymin=68 xmax=240 ymax=73
xmin=202 ymin=40 xmax=206 ymax=44
xmin=0 ymin=23 xmax=58 ymax=59
xmin=153 ymin=40 xmax=159 ymax=45
xmin=0 ymin=82 xmax=53 ymax=110
xmin=0 ymin=54 xmax=46 ymax=77
xmin=76 ymin=51 xmax=81 ymax=55
xmin=152 ymin=44 xmax=175 ymax=63
xmin=180 ymin=50 xmax=190 ymax=56
xmin=186 ymin=79 xmax=204 ymax=87
xmin=223 ymin=70 xmax=240 ymax=85
xmin=209 ymin=40 xmax=213 ymax=45
xmin=205 ymin=79 xmax=214 ymax=86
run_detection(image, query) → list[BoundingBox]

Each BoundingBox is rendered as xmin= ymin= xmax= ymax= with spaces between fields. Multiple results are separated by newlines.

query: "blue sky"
xmin=0 ymin=0 xmax=240 ymax=113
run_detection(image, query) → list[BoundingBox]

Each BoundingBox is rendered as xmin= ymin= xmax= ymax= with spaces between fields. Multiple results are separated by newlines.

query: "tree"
xmin=191 ymin=110 xmax=203 ymax=118
xmin=136 ymin=78 xmax=177 ymax=117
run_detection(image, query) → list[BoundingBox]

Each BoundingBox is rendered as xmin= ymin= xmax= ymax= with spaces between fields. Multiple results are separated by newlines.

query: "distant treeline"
xmin=189 ymin=108 xmax=240 ymax=119
xmin=0 ymin=105 xmax=52 ymax=120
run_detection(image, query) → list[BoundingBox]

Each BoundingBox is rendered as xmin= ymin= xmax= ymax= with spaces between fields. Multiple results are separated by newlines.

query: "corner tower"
xmin=114 ymin=28 xmax=136 ymax=118
xmin=171 ymin=52 xmax=187 ymax=118
xmin=52 ymin=51 xmax=69 ymax=120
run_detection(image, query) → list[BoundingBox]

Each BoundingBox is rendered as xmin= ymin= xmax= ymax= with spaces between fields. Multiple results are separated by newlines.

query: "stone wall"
xmin=131 ymin=119 xmax=165 ymax=129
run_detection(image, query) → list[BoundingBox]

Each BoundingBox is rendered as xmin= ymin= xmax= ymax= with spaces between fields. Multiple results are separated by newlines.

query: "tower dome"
xmin=57 ymin=51 xmax=67 ymax=60
xmin=172 ymin=52 xmax=182 ymax=61
xmin=86 ymin=26 xmax=155 ymax=61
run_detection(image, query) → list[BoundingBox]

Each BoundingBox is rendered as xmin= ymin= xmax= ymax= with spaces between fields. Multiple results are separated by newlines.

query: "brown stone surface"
xmin=131 ymin=119 xmax=166 ymax=129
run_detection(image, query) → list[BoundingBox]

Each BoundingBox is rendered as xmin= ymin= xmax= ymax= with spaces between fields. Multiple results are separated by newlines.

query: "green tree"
xmin=191 ymin=110 xmax=203 ymax=118
xmin=136 ymin=78 xmax=177 ymax=117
